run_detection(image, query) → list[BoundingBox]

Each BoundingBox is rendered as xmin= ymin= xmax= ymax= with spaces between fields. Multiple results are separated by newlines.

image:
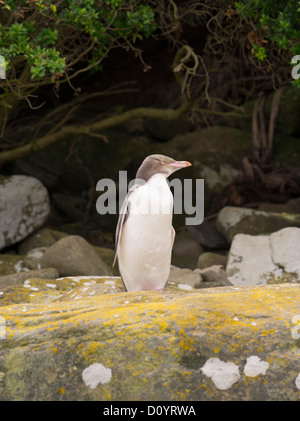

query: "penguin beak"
xmin=169 ymin=160 xmax=192 ymax=169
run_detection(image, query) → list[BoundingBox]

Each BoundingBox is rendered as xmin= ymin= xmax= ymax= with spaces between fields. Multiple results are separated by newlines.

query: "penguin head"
xmin=136 ymin=154 xmax=192 ymax=182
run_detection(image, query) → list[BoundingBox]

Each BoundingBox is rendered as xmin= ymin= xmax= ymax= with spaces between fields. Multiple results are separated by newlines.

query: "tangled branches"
xmin=222 ymin=89 xmax=300 ymax=206
xmin=0 ymin=46 xmax=194 ymax=166
xmin=152 ymin=0 xmax=293 ymax=119
xmin=173 ymin=45 xmax=199 ymax=97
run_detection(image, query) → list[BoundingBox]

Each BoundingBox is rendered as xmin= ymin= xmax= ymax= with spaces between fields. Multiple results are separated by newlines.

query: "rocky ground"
xmin=0 ymin=279 xmax=299 ymax=400
xmin=0 ymin=171 xmax=300 ymax=400
xmin=0 ymin=85 xmax=299 ymax=400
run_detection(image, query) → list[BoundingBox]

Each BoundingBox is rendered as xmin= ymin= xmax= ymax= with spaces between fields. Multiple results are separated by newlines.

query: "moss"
xmin=180 ymin=350 xmax=207 ymax=370
xmin=3 ymin=351 xmax=27 ymax=400
xmin=0 ymin=255 xmax=27 ymax=277
xmin=267 ymin=273 xmax=298 ymax=284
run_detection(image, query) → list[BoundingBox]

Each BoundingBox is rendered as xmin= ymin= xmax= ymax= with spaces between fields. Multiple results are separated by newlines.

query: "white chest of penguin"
xmin=118 ymin=174 xmax=174 ymax=291
xmin=129 ymin=174 xmax=173 ymax=217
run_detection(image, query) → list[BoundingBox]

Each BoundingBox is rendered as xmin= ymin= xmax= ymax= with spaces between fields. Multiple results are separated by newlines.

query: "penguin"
xmin=113 ymin=154 xmax=192 ymax=291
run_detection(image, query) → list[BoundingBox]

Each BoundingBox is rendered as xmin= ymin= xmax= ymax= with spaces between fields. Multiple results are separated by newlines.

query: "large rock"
xmin=0 ymin=278 xmax=299 ymax=400
xmin=226 ymin=227 xmax=300 ymax=286
xmin=0 ymin=176 xmax=50 ymax=250
xmin=196 ymin=265 xmax=230 ymax=286
xmin=0 ymin=276 xmax=123 ymax=307
xmin=0 ymin=268 xmax=58 ymax=290
xmin=270 ymin=227 xmax=300 ymax=278
xmin=171 ymin=231 xmax=203 ymax=269
xmin=0 ymin=254 xmax=28 ymax=276
xmin=17 ymin=228 xmax=67 ymax=255
xmin=168 ymin=266 xmax=203 ymax=288
xmin=216 ymin=206 xmax=300 ymax=242
xmin=0 ymin=248 xmax=46 ymax=277
xmin=40 ymin=235 xmax=113 ymax=277
xmin=172 ymin=236 xmax=203 ymax=260
xmin=188 ymin=220 xmax=228 ymax=250
xmin=258 ymin=199 xmax=300 ymax=214
xmin=197 ymin=252 xmax=227 ymax=269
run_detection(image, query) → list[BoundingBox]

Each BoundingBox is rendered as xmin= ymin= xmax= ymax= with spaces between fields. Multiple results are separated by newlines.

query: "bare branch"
xmin=0 ymin=98 xmax=192 ymax=166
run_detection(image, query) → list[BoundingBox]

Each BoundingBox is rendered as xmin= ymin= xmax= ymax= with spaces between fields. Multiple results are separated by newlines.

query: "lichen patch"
xmin=201 ymin=358 xmax=240 ymax=390
xmin=82 ymin=363 xmax=112 ymax=389
xmin=243 ymin=356 xmax=269 ymax=377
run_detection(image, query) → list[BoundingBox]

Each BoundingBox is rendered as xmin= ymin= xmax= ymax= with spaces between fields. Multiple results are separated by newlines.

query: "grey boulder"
xmin=40 ymin=235 xmax=113 ymax=277
xmin=226 ymin=227 xmax=300 ymax=286
xmin=0 ymin=268 xmax=59 ymax=290
xmin=216 ymin=206 xmax=300 ymax=242
xmin=0 ymin=175 xmax=50 ymax=250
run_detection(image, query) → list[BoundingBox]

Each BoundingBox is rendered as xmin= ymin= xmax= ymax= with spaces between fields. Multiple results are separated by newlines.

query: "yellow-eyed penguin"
xmin=113 ymin=154 xmax=191 ymax=291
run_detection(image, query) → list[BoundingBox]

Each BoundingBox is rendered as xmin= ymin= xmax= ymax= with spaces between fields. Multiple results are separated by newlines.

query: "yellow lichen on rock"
xmin=0 ymin=280 xmax=299 ymax=400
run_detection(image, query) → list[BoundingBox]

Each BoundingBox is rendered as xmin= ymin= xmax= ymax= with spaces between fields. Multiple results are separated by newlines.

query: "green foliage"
xmin=0 ymin=0 xmax=156 ymax=81
xmin=251 ymin=44 xmax=267 ymax=61
xmin=235 ymin=0 xmax=300 ymax=86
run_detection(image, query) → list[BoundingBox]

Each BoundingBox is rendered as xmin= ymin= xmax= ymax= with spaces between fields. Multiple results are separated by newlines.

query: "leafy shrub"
xmin=0 ymin=0 xmax=156 ymax=82
xmin=235 ymin=0 xmax=300 ymax=86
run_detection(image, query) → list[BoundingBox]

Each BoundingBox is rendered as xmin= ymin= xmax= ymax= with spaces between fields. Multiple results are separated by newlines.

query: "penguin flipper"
xmin=112 ymin=184 xmax=140 ymax=267
xmin=171 ymin=226 xmax=176 ymax=248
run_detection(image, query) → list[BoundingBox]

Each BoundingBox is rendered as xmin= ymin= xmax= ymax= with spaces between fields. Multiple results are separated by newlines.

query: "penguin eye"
xmin=153 ymin=158 xmax=165 ymax=165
